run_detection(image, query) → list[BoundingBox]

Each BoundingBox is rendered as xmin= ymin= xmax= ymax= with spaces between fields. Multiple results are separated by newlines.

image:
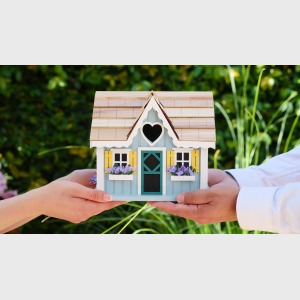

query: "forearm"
xmin=0 ymin=188 xmax=42 ymax=233
xmin=0 ymin=216 xmax=38 ymax=234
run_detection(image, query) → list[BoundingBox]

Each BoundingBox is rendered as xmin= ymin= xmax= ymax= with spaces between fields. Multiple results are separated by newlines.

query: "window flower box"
xmin=171 ymin=175 xmax=195 ymax=181
xmin=109 ymin=174 xmax=133 ymax=181
xmin=106 ymin=164 xmax=135 ymax=181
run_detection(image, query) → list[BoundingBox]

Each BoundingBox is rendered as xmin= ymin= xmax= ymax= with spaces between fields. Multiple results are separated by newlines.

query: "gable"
xmin=125 ymin=95 xmax=179 ymax=146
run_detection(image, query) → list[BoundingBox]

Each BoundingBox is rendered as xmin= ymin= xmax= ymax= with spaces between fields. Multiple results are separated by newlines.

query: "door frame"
xmin=141 ymin=150 xmax=163 ymax=195
xmin=138 ymin=147 xmax=166 ymax=195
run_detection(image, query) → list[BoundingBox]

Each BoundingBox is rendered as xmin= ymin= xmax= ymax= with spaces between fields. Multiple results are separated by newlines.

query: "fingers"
xmin=74 ymin=184 xmax=112 ymax=203
xmin=177 ymin=189 xmax=214 ymax=205
xmin=84 ymin=200 xmax=126 ymax=216
xmin=68 ymin=200 xmax=126 ymax=224
xmin=149 ymin=201 xmax=201 ymax=221
xmin=59 ymin=169 xmax=97 ymax=187
xmin=94 ymin=201 xmax=126 ymax=212
xmin=178 ymin=187 xmax=239 ymax=218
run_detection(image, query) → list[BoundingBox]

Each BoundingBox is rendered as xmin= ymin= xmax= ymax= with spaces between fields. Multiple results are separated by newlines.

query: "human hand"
xmin=148 ymin=169 xmax=240 ymax=224
xmin=36 ymin=169 xmax=125 ymax=224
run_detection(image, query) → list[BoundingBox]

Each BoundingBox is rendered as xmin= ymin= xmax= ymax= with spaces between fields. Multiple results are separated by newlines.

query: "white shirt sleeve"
xmin=226 ymin=145 xmax=300 ymax=187
xmin=226 ymin=145 xmax=300 ymax=233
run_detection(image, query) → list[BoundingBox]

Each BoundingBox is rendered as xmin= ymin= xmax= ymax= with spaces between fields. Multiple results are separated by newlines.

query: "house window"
xmin=112 ymin=149 xmax=130 ymax=167
xmin=174 ymin=149 xmax=191 ymax=167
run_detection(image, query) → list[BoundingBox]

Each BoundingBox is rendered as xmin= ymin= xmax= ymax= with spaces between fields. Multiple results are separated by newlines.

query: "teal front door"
xmin=141 ymin=151 xmax=162 ymax=195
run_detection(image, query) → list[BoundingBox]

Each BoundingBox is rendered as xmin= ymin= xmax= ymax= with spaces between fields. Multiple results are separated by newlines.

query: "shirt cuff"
xmin=226 ymin=167 xmax=264 ymax=187
xmin=236 ymin=187 xmax=278 ymax=233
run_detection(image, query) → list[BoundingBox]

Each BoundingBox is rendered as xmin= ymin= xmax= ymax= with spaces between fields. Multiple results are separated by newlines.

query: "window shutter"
xmin=192 ymin=150 xmax=200 ymax=172
xmin=129 ymin=151 xmax=137 ymax=173
xmin=104 ymin=150 xmax=112 ymax=173
xmin=166 ymin=150 xmax=174 ymax=168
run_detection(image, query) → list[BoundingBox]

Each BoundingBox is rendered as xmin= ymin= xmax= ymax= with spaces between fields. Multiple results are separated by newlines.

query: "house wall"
xmin=104 ymin=108 xmax=201 ymax=198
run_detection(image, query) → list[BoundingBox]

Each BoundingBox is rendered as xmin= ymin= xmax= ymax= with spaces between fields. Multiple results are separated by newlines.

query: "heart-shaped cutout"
xmin=141 ymin=122 xmax=163 ymax=145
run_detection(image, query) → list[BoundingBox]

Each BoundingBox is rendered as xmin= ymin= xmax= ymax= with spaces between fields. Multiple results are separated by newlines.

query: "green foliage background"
xmin=1 ymin=65 xmax=299 ymax=233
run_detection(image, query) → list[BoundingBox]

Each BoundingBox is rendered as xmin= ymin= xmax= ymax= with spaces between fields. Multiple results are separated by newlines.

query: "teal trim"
xmin=141 ymin=150 xmax=162 ymax=195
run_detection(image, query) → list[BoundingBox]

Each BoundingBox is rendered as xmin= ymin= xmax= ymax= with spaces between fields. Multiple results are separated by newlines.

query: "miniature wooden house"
xmin=90 ymin=91 xmax=216 ymax=201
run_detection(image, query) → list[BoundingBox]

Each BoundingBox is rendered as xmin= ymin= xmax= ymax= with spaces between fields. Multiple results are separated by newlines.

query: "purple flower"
xmin=1 ymin=190 xmax=18 ymax=199
xmin=114 ymin=167 xmax=120 ymax=174
xmin=0 ymin=172 xmax=7 ymax=194
xmin=167 ymin=165 xmax=177 ymax=173
xmin=166 ymin=165 xmax=195 ymax=176
xmin=0 ymin=170 xmax=18 ymax=200
xmin=120 ymin=165 xmax=127 ymax=174
xmin=176 ymin=165 xmax=186 ymax=176
xmin=188 ymin=168 xmax=194 ymax=176
xmin=106 ymin=167 xmax=114 ymax=173
xmin=106 ymin=164 xmax=135 ymax=175
xmin=89 ymin=175 xmax=97 ymax=184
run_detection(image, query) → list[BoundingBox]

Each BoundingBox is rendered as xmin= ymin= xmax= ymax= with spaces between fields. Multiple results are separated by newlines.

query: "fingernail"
xmin=103 ymin=193 xmax=112 ymax=201
xmin=177 ymin=193 xmax=184 ymax=204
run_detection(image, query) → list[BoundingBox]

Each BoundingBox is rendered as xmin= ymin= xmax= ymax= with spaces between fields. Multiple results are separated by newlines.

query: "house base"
xmin=110 ymin=195 xmax=178 ymax=202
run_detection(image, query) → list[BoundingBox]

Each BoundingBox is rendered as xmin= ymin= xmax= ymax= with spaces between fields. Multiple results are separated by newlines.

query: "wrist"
xmin=21 ymin=186 xmax=45 ymax=217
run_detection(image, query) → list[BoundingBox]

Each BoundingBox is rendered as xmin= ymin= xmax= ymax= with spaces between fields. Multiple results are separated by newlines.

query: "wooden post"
xmin=200 ymin=148 xmax=208 ymax=189
xmin=97 ymin=147 xmax=105 ymax=191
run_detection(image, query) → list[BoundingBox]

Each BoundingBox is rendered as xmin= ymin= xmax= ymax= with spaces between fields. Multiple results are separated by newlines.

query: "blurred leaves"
xmin=0 ymin=65 xmax=300 ymax=233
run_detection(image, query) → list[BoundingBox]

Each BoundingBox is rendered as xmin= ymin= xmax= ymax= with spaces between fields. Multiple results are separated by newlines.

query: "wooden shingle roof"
xmin=90 ymin=91 xmax=216 ymax=146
